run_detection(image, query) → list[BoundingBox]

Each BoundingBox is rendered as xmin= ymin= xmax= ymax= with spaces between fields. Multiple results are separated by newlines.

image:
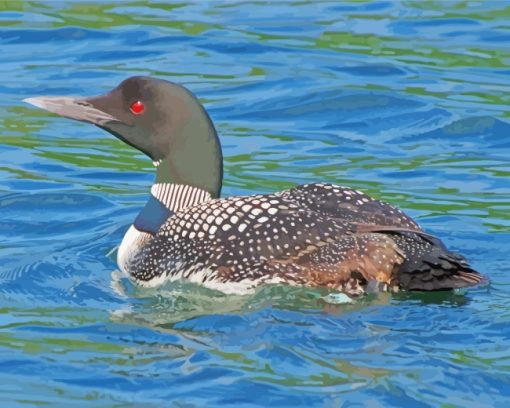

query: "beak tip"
xmin=23 ymin=97 xmax=44 ymax=108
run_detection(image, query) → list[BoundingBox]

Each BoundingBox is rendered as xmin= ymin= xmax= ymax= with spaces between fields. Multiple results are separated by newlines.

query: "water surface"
xmin=1 ymin=1 xmax=509 ymax=407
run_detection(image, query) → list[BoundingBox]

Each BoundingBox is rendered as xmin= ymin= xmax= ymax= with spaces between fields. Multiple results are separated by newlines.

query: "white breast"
xmin=117 ymin=225 xmax=153 ymax=274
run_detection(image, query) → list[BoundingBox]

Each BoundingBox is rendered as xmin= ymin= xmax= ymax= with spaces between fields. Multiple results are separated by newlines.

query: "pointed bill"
xmin=23 ymin=96 xmax=119 ymax=125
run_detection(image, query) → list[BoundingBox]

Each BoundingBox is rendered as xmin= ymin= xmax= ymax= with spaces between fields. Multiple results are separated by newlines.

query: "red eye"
xmin=130 ymin=100 xmax=145 ymax=115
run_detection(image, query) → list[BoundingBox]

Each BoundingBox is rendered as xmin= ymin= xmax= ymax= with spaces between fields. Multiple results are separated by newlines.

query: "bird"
xmin=24 ymin=76 xmax=486 ymax=295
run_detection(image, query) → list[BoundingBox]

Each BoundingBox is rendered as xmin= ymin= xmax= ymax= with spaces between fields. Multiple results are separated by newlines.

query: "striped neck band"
xmin=150 ymin=183 xmax=212 ymax=213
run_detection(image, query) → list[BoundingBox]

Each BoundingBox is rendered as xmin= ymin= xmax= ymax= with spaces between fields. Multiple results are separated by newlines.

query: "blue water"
xmin=1 ymin=2 xmax=510 ymax=407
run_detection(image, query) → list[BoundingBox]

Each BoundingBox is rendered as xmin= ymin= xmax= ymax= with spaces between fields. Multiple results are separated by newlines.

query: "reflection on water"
xmin=1 ymin=1 xmax=509 ymax=406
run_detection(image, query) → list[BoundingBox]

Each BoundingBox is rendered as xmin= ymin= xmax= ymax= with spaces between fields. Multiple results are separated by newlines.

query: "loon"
xmin=24 ymin=76 xmax=486 ymax=295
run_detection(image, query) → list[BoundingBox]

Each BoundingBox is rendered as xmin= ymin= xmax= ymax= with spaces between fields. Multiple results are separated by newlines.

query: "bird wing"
xmin=280 ymin=183 xmax=422 ymax=231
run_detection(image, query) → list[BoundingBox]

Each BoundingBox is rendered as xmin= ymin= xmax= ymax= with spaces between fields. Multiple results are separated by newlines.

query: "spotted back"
xmin=129 ymin=188 xmax=355 ymax=284
xmin=282 ymin=183 xmax=421 ymax=230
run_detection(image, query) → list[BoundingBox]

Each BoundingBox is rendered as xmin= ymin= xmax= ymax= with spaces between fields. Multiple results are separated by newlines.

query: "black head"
xmin=25 ymin=76 xmax=223 ymax=197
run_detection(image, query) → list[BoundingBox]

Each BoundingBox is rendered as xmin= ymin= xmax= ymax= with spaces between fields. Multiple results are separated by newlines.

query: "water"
xmin=1 ymin=1 xmax=509 ymax=406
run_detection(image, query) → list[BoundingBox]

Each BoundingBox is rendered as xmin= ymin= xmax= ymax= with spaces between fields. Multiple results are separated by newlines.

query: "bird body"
xmin=119 ymin=180 xmax=482 ymax=295
xmin=24 ymin=76 xmax=486 ymax=295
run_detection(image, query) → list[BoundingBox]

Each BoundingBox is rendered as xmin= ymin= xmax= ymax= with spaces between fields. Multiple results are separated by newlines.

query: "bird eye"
xmin=130 ymin=100 xmax=145 ymax=115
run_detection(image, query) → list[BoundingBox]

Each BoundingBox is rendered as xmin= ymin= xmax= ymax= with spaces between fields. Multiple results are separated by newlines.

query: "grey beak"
xmin=23 ymin=96 xmax=119 ymax=125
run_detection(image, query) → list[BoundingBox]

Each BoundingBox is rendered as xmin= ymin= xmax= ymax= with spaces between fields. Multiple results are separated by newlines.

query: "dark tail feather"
xmin=455 ymin=270 xmax=487 ymax=287
xmin=394 ymin=236 xmax=487 ymax=291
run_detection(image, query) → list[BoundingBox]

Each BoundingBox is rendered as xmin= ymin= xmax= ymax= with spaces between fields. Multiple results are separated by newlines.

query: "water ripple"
xmin=0 ymin=1 xmax=509 ymax=406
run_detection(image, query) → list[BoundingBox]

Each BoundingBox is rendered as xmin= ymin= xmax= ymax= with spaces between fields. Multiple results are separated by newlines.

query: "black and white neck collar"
xmin=133 ymin=183 xmax=212 ymax=236
xmin=151 ymin=183 xmax=212 ymax=213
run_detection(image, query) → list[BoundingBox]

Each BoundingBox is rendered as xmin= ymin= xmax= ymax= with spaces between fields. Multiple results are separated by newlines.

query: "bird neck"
xmin=155 ymin=155 xmax=222 ymax=199
xmin=154 ymin=104 xmax=223 ymax=198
